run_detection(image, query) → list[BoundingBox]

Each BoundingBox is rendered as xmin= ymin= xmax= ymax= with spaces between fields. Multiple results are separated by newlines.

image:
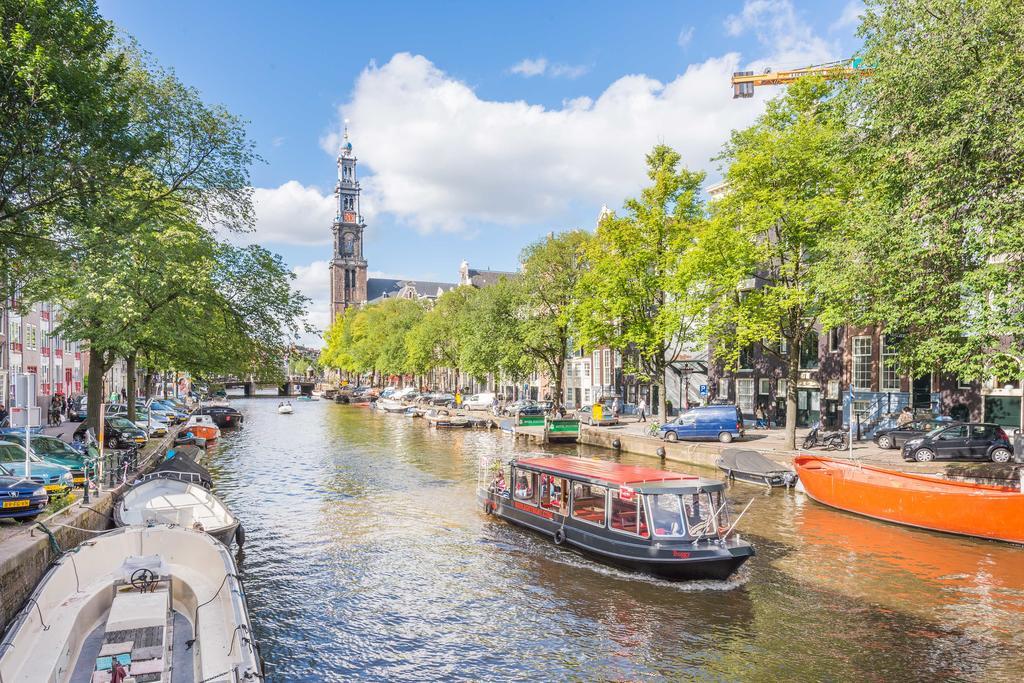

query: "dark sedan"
xmin=73 ymin=417 xmax=147 ymax=449
xmin=902 ymin=423 xmax=1013 ymax=463
xmin=873 ymin=418 xmax=959 ymax=450
xmin=0 ymin=465 xmax=49 ymax=522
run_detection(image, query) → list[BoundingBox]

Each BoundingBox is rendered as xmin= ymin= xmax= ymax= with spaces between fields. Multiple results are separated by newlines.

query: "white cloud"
xmin=330 ymin=52 xmax=769 ymax=233
xmin=509 ymin=57 xmax=590 ymax=79
xmin=724 ymin=0 xmax=835 ymax=70
xmin=290 ymin=260 xmax=331 ymax=345
xmin=509 ymin=57 xmax=548 ymax=77
xmin=250 ymin=181 xmax=335 ymax=246
xmin=678 ymin=26 xmax=695 ymax=48
xmin=829 ymin=1 xmax=863 ymax=33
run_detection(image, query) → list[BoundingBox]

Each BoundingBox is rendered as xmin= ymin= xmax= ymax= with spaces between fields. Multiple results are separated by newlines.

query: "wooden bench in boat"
xmin=89 ymin=576 xmax=174 ymax=683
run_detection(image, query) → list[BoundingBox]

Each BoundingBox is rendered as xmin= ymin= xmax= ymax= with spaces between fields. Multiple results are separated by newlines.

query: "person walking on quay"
xmin=755 ymin=404 xmax=767 ymax=429
xmin=896 ymin=406 xmax=913 ymax=427
xmin=0 ymin=403 xmax=8 ymax=427
xmin=637 ymin=398 xmax=647 ymax=423
xmin=612 ymin=396 xmax=620 ymax=418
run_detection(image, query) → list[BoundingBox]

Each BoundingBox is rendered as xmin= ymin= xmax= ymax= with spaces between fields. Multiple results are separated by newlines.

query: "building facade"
xmin=3 ymin=298 xmax=84 ymax=416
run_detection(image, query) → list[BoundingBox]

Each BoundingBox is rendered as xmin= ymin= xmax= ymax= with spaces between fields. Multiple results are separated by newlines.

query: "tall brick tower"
xmin=329 ymin=126 xmax=368 ymax=323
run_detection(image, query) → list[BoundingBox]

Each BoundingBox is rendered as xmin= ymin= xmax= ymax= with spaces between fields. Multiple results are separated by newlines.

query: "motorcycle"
xmin=802 ymin=425 xmax=850 ymax=451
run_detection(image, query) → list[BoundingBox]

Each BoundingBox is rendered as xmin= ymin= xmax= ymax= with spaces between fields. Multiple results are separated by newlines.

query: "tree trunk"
xmin=86 ymin=349 xmax=111 ymax=434
xmin=657 ymin=375 xmax=668 ymax=424
xmin=784 ymin=349 xmax=800 ymax=450
xmin=144 ymin=370 xmax=154 ymax=400
xmin=126 ymin=353 xmax=137 ymax=421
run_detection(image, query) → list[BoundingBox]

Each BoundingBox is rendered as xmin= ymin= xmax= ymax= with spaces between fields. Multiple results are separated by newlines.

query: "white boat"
xmin=115 ymin=477 xmax=242 ymax=546
xmin=0 ymin=525 xmax=262 ymax=683
xmin=277 ymin=402 xmax=293 ymax=414
xmin=378 ymin=399 xmax=407 ymax=413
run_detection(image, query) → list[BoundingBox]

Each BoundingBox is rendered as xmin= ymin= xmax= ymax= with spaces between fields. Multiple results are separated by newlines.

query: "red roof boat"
xmin=794 ymin=454 xmax=1024 ymax=544
xmin=478 ymin=456 xmax=754 ymax=581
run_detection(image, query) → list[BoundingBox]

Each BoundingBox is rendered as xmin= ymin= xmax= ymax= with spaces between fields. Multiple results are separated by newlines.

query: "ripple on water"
xmin=204 ymin=399 xmax=1024 ymax=682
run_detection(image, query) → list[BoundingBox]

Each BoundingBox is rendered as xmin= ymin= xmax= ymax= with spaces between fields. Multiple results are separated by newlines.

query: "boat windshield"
xmin=648 ymin=494 xmax=685 ymax=537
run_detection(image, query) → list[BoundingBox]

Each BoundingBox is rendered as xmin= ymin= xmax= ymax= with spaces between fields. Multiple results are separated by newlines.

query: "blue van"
xmin=659 ymin=405 xmax=745 ymax=443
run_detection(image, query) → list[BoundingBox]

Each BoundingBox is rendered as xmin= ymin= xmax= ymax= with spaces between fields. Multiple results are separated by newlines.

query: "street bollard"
xmin=1014 ymin=429 xmax=1023 ymax=464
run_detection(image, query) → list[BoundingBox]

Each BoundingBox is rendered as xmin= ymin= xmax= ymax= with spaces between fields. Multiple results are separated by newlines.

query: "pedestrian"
xmin=120 ymin=386 xmax=127 ymax=402
xmin=0 ymin=404 xmax=8 ymax=427
xmin=755 ymin=404 xmax=766 ymax=429
xmin=896 ymin=406 xmax=913 ymax=427
xmin=637 ymin=398 xmax=647 ymax=423
xmin=612 ymin=396 xmax=620 ymax=418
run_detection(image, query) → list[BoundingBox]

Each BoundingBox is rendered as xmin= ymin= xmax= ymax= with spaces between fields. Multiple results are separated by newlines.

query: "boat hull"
xmin=795 ymin=455 xmax=1024 ymax=544
xmin=717 ymin=462 xmax=795 ymax=488
xmin=480 ymin=491 xmax=752 ymax=581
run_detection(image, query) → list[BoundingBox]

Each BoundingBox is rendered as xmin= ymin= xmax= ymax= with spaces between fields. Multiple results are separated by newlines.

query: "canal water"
xmin=209 ymin=400 xmax=1023 ymax=681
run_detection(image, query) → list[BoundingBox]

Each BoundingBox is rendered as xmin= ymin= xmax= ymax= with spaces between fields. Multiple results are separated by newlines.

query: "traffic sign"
xmin=699 ymin=384 xmax=708 ymax=396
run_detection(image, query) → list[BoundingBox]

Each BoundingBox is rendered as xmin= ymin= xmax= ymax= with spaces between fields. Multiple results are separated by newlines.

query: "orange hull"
xmin=187 ymin=425 xmax=220 ymax=443
xmin=794 ymin=455 xmax=1024 ymax=544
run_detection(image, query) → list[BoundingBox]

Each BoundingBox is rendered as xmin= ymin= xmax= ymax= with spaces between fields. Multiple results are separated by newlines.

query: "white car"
xmin=462 ymin=392 xmax=496 ymax=411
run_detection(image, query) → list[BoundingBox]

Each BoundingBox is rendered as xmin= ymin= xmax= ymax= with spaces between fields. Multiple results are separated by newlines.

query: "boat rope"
xmin=34 ymin=522 xmax=62 ymax=556
xmin=188 ymin=572 xmax=241 ymax=652
xmin=197 ymin=668 xmax=234 ymax=682
xmin=22 ymin=597 xmax=50 ymax=632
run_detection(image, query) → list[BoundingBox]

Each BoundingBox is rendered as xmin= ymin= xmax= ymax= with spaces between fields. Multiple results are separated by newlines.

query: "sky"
xmin=96 ymin=0 xmax=865 ymax=345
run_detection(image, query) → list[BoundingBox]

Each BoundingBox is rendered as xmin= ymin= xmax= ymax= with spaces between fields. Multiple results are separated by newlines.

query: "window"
xmin=852 ymin=400 xmax=871 ymax=417
xmin=758 ymin=378 xmax=770 ymax=396
xmin=8 ymin=320 xmax=20 ymax=343
xmin=583 ymin=388 xmax=591 ymax=403
xmin=852 ymin=337 xmax=872 ymax=390
xmin=937 ymin=425 xmax=967 ymax=440
xmin=583 ymin=361 xmax=590 ymax=378
xmin=609 ymin=488 xmax=648 ymax=537
xmin=777 ymin=378 xmax=788 ymax=397
xmin=538 ymin=475 xmax=567 ymax=514
xmin=880 ymin=336 xmax=899 ymax=391
xmin=25 ymin=324 xmax=37 ymax=350
xmin=738 ymin=346 xmax=753 ymax=370
xmin=571 ymin=482 xmax=607 ymax=526
xmin=736 ymin=378 xmax=755 ymax=414
xmin=799 ymin=331 xmax=819 ymax=370
xmin=718 ymin=379 xmax=730 ymax=400
xmin=648 ymin=494 xmax=685 ymax=537
xmin=682 ymin=491 xmax=725 ymax=537
xmin=958 ymin=377 xmax=973 ymax=390
xmin=513 ymin=469 xmax=537 ymax=503
xmin=829 ymin=328 xmax=840 ymax=353
xmin=603 ymin=349 xmax=611 ymax=383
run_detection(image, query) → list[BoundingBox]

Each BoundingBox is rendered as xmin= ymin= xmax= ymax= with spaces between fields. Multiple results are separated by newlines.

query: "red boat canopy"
xmin=516 ymin=457 xmax=697 ymax=487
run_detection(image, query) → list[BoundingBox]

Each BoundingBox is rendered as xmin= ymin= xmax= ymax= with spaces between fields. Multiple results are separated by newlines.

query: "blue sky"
xmin=97 ymin=0 xmax=864 ymax=342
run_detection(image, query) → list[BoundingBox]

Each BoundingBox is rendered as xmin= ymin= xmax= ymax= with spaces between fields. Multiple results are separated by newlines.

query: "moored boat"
xmin=181 ymin=414 xmax=220 ymax=444
xmin=425 ymin=409 xmax=468 ymax=428
xmin=378 ymin=399 xmax=407 ymax=413
xmin=479 ymin=456 xmax=755 ymax=580
xmin=0 ymin=525 xmax=261 ymax=682
xmin=717 ymin=448 xmax=796 ymax=488
xmin=115 ymin=477 xmax=242 ymax=546
xmin=794 ymin=454 xmax=1024 ymax=543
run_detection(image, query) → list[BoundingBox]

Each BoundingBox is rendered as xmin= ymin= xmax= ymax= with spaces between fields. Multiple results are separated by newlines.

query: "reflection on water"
xmin=208 ymin=401 xmax=1023 ymax=681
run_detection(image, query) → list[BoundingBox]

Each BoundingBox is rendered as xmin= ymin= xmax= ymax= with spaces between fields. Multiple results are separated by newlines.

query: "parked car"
xmin=873 ymin=418 xmax=958 ymax=449
xmin=575 ymin=401 xmax=619 ymax=426
xmin=429 ymin=393 xmax=456 ymax=407
xmin=73 ymin=417 xmax=147 ymax=449
xmin=196 ymin=405 xmax=244 ymax=428
xmin=659 ymin=405 xmax=745 ymax=444
xmin=505 ymin=400 xmax=543 ymax=418
xmin=149 ymin=399 xmax=188 ymax=423
xmin=902 ymin=423 xmax=1013 ymax=463
xmin=462 ymin=392 xmax=496 ymax=411
xmin=69 ymin=396 xmax=88 ymax=422
xmin=0 ymin=442 xmax=73 ymax=495
xmin=108 ymin=405 xmax=168 ymax=437
xmin=0 ymin=464 xmax=49 ymax=521
xmin=0 ymin=433 xmax=90 ymax=485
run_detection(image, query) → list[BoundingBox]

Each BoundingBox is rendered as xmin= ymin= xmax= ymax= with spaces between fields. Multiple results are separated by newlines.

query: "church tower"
xmin=329 ymin=126 xmax=368 ymax=323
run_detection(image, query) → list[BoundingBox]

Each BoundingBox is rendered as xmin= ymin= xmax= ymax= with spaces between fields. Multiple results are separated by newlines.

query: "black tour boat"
xmin=479 ymin=456 xmax=754 ymax=581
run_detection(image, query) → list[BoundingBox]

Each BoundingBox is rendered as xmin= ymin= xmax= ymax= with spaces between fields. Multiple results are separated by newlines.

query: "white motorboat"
xmin=277 ymin=402 xmax=294 ymax=414
xmin=0 ymin=525 xmax=262 ymax=683
xmin=377 ymin=399 xmax=407 ymax=413
xmin=115 ymin=477 xmax=242 ymax=546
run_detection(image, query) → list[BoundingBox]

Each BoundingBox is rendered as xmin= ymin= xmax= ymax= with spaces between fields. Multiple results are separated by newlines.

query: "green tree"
xmin=515 ymin=230 xmax=591 ymax=409
xmin=829 ymin=0 xmax=1024 ymax=386
xmin=458 ymin=277 xmax=533 ymax=386
xmin=406 ymin=287 xmax=476 ymax=390
xmin=575 ymin=145 xmax=705 ymax=422
xmin=696 ymin=78 xmax=854 ymax=449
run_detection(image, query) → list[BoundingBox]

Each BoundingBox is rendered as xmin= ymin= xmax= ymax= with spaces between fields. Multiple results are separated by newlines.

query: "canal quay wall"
xmin=0 ymin=429 xmax=178 ymax=631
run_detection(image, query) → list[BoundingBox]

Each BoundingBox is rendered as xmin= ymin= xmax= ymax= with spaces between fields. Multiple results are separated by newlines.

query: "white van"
xmin=462 ymin=392 xmax=496 ymax=410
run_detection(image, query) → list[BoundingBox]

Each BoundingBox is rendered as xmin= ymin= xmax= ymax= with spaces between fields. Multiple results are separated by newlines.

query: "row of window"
xmin=511 ymin=469 xmax=723 ymax=539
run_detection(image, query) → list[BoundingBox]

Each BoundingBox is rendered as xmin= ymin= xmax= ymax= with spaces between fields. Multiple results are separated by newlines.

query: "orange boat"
xmin=794 ymin=454 xmax=1024 ymax=544
xmin=182 ymin=414 xmax=221 ymax=445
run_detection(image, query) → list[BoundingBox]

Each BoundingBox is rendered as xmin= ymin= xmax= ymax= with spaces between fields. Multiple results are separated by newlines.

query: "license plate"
xmin=2 ymin=500 xmax=29 ymax=509
xmin=73 ymin=476 xmax=86 ymax=484
xmin=44 ymin=484 xmax=64 ymax=492
xmin=135 ymin=437 xmax=146 ymax=443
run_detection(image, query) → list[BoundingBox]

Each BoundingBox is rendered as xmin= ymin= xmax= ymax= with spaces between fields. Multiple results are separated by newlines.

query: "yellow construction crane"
xmin=731 ymin=59 xmax=872 ymax=98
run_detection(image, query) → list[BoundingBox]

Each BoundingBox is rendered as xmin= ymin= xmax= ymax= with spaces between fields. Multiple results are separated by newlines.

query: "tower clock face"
xmin=343 ymin=211 xmax=356 ymax=223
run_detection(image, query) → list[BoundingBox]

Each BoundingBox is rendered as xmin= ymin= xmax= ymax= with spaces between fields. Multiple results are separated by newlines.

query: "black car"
xmin=873 ymin=418 xmax=959 ymax=450
xmin=73 ymin=417 xmax=147 ymax=450
xmin=901 ymin=423 xmax=1013 ymax=463
xmin=197 ymin=405 xmax=244 ymax=428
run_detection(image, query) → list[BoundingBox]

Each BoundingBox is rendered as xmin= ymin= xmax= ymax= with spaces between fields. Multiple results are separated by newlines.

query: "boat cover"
xmin=152 ymin=452 xmax=213 ymax=488
xmin=719 ymin=448 xmax=791 ymax=475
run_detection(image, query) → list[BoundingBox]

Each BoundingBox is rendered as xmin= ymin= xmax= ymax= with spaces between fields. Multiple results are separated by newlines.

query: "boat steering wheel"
xmin=131 ymin=568 xmax=157 ymax=593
